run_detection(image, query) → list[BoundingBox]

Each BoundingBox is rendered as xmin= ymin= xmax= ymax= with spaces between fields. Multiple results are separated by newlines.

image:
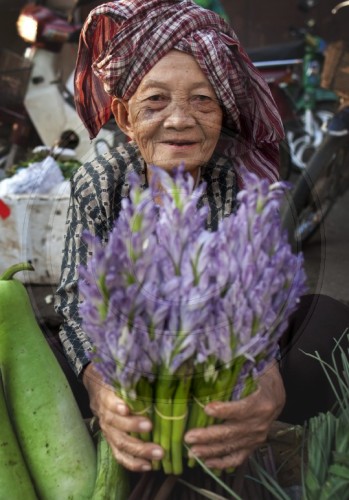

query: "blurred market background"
xmin=0 ymin=0 xmax=348 ymax=332
xmin=2 ymin=0 xmax=349 ymax=49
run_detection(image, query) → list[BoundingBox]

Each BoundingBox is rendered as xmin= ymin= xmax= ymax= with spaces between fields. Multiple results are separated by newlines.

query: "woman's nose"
xmin=163 ymin=102 xmax=196 ymax=129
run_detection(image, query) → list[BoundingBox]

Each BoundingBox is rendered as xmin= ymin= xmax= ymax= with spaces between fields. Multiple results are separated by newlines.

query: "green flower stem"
xmin=154 ymin=373 xmax=177 ymax=474
xmin=115 ymin=379 xmax=152 ymax=442
xmin=240 ymin=374 xmax=257 ymax=399
xmin=187 ymin=370 xmax=230 ymax=469
xmin=132 ymin=378 xmax=153 ymax=442
xmin=151 ymin=405 xmax=161 ymax=470
xmin=186 ymin=363 xmax=214 ymax=433
xmin=123 ymin=398 xmax=142 ymax=441
xmin=187 ymin=366 xmax=223 ymax=468
xmin=212 ymin=356 xmax=247 ymax=414
xmin=171 ymin=375 xmax=191 ymax=475
xmin=187 ymin=357 xmax=246 ymax=468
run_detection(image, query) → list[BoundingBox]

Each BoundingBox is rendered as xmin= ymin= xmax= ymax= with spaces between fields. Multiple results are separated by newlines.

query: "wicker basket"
xmin=0 ymin=49 xmax=32 ymax=111
xmin=321 ymin=41 xmax=349 ymax=99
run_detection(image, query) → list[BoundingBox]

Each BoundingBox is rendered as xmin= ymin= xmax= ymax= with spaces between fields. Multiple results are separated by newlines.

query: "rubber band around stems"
xmin=154 ymin=406 xmax=188 ymax=421
xmin=193 ymin=395 xmax=209 ymax=409
xmin=132 ymin=397 xmax=208 ymax=416
xmin=132 ymin=406 xmax=152 ymax=416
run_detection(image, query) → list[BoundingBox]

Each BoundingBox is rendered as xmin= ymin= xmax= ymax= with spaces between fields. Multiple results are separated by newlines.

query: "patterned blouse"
xmin=54 ymin=142 xmax=238 ymax=377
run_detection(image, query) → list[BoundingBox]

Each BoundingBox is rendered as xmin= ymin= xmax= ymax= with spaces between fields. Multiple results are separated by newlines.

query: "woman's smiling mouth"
xmin=162 ymin=140 xmax=198 ymax=148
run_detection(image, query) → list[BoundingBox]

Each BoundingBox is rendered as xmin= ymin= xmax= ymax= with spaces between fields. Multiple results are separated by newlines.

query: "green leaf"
xmin=251 ymin=457 xmax=291 ymax=500
xmin=332 ymin=451 xmax=349 ymax=467
xmin=328 ymin=463 xmax=349 ymax=480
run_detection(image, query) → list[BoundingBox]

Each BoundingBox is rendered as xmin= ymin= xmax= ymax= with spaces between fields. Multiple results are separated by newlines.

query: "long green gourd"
xmin=0 ymin=371 xmax=38 ymax=499
xmin=91 ymin=430 xmax=130 ymax=500
xmin=0 ymin=263 xmax=96 ymax=499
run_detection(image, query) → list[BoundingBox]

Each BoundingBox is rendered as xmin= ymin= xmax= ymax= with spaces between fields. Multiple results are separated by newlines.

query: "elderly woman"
xmin=54 ymin=0 xmax=348 ymax=487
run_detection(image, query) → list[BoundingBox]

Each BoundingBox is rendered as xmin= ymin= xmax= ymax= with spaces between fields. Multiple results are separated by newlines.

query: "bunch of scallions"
xmin=79 ymin=165 xmax=307 ymax=475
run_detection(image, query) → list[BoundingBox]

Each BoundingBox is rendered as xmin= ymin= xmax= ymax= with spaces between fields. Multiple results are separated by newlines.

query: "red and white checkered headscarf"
xmin=75 ymin=0 xmax=284 ymax=184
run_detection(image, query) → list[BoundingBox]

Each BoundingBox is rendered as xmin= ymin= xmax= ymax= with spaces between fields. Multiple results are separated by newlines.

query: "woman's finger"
xmin=110 ymin=443 xmax=153 ymax=472
xmin=185 ymin=418 xmax=267 ymax=445
xmin=100 ymin=414 xmax=152 ymax=435
xmin=100 ymin=408 xmax=153 ymax=435
xmin=203 ymin=449 xmax=251 ymax=470
xmin=202 ymin=363 xmax=285 ymax=422
xmin=190 ymin=437 xmax=255 ymax=458
xmin=188 ymin=432 xmax=263 ymax=460
xmin=204 ymin=396 xmax=259 ymax=420
xmin=106 ymin=429 xmax=164 ymax=470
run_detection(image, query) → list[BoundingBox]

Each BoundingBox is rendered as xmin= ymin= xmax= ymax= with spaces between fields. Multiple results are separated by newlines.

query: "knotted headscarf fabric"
xmin=75 ymin=0 xmax=284 ymax=185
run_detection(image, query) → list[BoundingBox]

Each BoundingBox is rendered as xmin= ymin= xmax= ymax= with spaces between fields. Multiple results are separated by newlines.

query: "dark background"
xmin=0 ymin=0 xmax=349 ymax=52
xmin=221 ymin=0 xmax=349 ymax=47
xmin=1 ymin=0 xmax=348 ymax=55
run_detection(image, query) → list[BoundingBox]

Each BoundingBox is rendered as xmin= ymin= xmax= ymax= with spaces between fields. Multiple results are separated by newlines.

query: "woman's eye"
xmin=192 ymin=95 xmax=212 ymax=102
xmin=143 ymin=95 xmax=169 ymax=110
xmin=147 ymin=94 xmax=166 ymax=102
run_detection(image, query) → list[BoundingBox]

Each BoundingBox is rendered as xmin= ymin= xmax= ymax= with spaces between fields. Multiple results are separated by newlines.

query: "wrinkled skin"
xmin=112 ymin=50 xmax=223 ymax=183
xmin=83 ymin=362 xmax=285 ymax=472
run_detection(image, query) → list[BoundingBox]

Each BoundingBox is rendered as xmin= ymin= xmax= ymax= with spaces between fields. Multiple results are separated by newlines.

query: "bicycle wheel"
xmin=282 ymin=134 xmax=348 ymax=251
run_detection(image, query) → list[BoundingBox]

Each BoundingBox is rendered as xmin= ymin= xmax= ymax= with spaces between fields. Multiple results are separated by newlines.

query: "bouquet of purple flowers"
xmin=79 ymin=166 xmax=307 ymax=475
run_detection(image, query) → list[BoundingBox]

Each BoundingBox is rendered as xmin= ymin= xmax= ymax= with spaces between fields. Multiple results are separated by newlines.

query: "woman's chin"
xmin=149 ymin=160 xmax=203 ymax=176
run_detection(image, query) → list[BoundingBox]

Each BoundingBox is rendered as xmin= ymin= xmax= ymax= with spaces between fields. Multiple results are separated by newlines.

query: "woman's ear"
xmin=111 ymin=97 xmax=134 ymax=139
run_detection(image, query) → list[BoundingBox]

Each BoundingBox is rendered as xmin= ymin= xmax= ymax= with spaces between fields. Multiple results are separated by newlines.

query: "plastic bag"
xmin=0 ymin=156 xmax=64 ymax=196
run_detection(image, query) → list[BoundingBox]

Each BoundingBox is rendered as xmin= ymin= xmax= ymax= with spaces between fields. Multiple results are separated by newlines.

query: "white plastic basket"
xmin=0 ymin=184 xmax=70 ymax=284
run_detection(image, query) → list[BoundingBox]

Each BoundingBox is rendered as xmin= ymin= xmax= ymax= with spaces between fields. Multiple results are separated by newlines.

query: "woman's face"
xmin=112 ymin=50 xmax=223 ymax=179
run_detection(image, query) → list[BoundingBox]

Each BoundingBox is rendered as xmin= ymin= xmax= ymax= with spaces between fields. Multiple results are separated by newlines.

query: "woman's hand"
xmin=184 ymin=362 xmax=286 ymax=469
xmin=82 ymin=364 xmax=164 ymax=472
